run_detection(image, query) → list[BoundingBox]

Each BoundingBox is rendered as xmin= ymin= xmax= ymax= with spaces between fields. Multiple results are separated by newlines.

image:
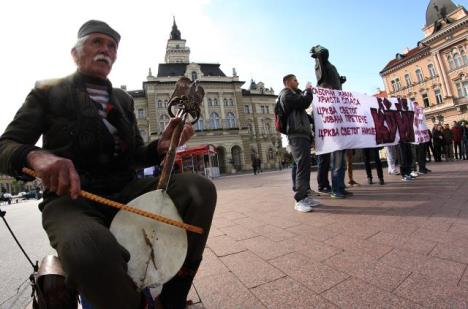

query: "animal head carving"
xmin=167 ymin=77 xmax=205 ymax=124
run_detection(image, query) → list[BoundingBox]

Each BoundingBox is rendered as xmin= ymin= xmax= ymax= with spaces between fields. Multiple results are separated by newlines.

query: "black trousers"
xmin=288 ymin=137 xmax=311 ymax=201
xmin=399 ymin=143 xmax=413 ymax=176
xmin=363 ymin=148 xmax=383 ymax=180
xmin=317 ymin=153 xmax=331 ymax=190
xmin=454 ymin=141 xmax=462 ymax=159
xmin=434 ymin=143 xmax=442 ymax=162
xmin=41 ymin=174 xmax=217 ymax=309
xmin=416 ymin=143 xmax=427 ymax=171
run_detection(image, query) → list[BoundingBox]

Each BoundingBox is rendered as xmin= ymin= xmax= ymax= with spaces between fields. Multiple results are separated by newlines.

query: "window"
xmin=461 ymin=49 xmax=468 ymax=65
xmin=229 ymin=98 xmax=234 ymax=106
xmin=209 ymin=112 xmax=220 ymax=129
xmin=404 ymin=74 xmax=412 ymax=87
xmin=226 ymin=112 xmax=236 ymax=128
xmin=453 ymin=52 xmax=463 ymax=68
xmin=416 ymin=69 xmax=424 ymax=83
xmin=157 ymin=100 xmax=162 ymax=108
xmin=268 ymin=148 xmax=274 ymax=160
xmin=265 ymin=121 xmax=271 ymax=134
xmin=213 ymin=98 xmax=218 ymax=106
xmin=422 ymin=93 xmax=430 ymax=108
xmin=248 ymin=123 xmax=254 ymax=136
xmin=208 ymin=98 xmax=212 ymax=106
xmin=159 ymin=114 xmax=170 ymax=132
xmin=395 ymin=78 xmax=401 ymax=90
xmin=164 ymin=100 xmax=168 ymax=108
xmin=223 ymin=98 xmax=228 ymax=106
xmin=137 ymin=108 xmax=145 ymax=119
xmin=195 ymin=117 xmax=204 ymax=131
xmin=261 ymin=105 xmax=266 ymax=114
xmin=448 ymin=55 xmax=456 ymax=70
xmin=456 ymin=80 xmax=468 ymax=98
xmin=427 ymin=64 xmax=436 ymax=78
xmin=391 ymin=80 xmax=396 ymax=92
xmin=434 ymin=89 xmax=443 ymax=105
xmin=266 ymin=106 xmax=270 ymax=114
xmin=191 ymin=71 xmax=198 ymax=81
xmin=139 ymin=129 xmax=147 ymax=142
xmin=244 ymin=105 xmax=250 ymax=113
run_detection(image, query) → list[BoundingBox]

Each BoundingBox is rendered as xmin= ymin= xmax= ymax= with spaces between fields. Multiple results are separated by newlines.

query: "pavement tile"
xmin=411 ymin=227 xmax=461 ymax=243
xmin=431 ymin=242 xmax=468 ymax=264
xmin=219 ymin=224 xmax=259 ymax=241
xmin=459 ymin=267 xmax=468 ymax=289
xmin=322 ymin=222 xmax=382 ymax=239
xmin=449 ymin=223 xmax=468 ymax=235
xmin=220 ymin=251 xmax=285 ymax=288
xmin=324 ymin=234 xmax=393 ymax=259
xmin=251 ymin=277 xmax=339 ymax=309
xmin=196 ymin=248 xmax=230 ymax=279
xmin=188 ymin=285 xmax=200 ymax=304
xmin=206 ymin=235 xmax=246 ymax=257
xmin=207 ymin=227 xmax=226 ymax=237
xmin=380 ymin=222 xmax=420 ymax=236
xmin=233 ymin=216 xmax=267 ymax=229
xmin=211 ymin=217 xmax=237 ymax=229
xmin=322 ymin=278 xmax=422 ymax=308
xmin=286 ymin=224 xmax=340 ymax=242
xmin=367 ymin=231 xmax=437 ymax=255
xmin=394 ymin=273 xmax=468 ymax=308
xmin=380 ymin=249 xmax=466 ymax=282
xmin=216 ymin=211 xmax=248 ymax=221
xmin=270 ymin=253 xmax=350 ymax=293
xmin=194 ymin=271 xmax=266 ymax=309
xmin=251 ymin=224 xmax=296 ymax=242
xmin=239 ymin=236 xmax=293 ymax=260
xmin=324 ymin=251 xmax=410 ymax=291
xmin=278 ymin=237 xmax=344 ymax=262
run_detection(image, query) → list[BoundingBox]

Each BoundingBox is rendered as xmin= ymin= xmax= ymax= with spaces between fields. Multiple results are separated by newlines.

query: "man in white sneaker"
xmin=278 ymin=74 xmax=320 ymax=212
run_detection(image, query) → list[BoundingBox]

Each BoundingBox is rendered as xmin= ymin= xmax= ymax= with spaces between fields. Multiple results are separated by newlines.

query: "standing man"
xmin=462 ymin=122 xmax=468 ymax=160
xmin=311 ymin=45 xmax=349 ymax=199
xmin=433 ymin=124 xmax=444 ymax=162
xmin=0 ymin=20 xmax=216 ymax=309
xmin=278 ymin=74 xmax=320 ymax=212
xmin=452 ymin=121 xmax=462 ymax=160
xmin=443 ymin=123 xmax=454 ymax=160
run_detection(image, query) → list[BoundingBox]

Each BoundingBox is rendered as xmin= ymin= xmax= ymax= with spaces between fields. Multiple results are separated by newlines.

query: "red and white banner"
xmin=309 ymin=87 xmax=430 ymax=155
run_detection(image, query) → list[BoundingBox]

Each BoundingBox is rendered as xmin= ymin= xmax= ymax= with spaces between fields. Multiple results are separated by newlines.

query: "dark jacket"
xmin=452 ymin=126 xmax=462 ymax=143
xmin=278 ymin=88 xmax=313 ymax=140
xmin=433 ymin=130 xmax=444 ymax=145
xmin=0 ymin=72 xmax=161 ymax=194
xmin=442 ymin=128 xmax=453 ymax=143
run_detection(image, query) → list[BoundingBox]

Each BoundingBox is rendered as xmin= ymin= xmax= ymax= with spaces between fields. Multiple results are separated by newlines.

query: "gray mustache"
xmin=94 ymin=54 xmax=112 ymax=65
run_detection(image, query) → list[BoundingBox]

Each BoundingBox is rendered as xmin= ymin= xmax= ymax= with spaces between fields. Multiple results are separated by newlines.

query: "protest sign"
xmin=309 ymin=87 xmax=429 ymax=155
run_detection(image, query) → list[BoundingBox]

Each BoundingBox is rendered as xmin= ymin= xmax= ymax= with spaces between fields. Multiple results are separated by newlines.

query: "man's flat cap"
xmin=78 ymin=20 xmax=120 ymax=44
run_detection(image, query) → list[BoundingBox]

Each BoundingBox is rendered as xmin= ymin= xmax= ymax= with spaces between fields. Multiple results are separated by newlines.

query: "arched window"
xmin=208 ymin=98 xmax=212 ymax=106
xmin=461 ymin=49 xmax=468 ymax=65
xmin=223 ymin=98 xmax=228 ymax=106
xmin=159 ymin=114 xmax=170 ymax=132
xmin=191 ymin=71 xmax=198 ymax=81
xmin=164 ymin=100 xmax=168 ymax=108
xmin=265 ymin=121 xmax=271 ymax=134
xmin=415 ymin=69 xmax=424 ymax=83
xmin=157 ymin=100 xmax=162 ymax=108
xmin=229 ymin=98 xmax=234 ymax=106
xmin=210 ymin=112 xmax=220 ymax=129
xmin=195 ymin=117 xmax=204 ymax=131
xmin=226 ymin=112 xmax=236 ymax=128
xmin=427 ymin=64 xmax=436 ymax=78
xmin=447 ymin=55 xmax=456 ymax=70
xmin=404 ymin=74 xmax=412 ymax=87
xmin=453 ymin=52 xmax=463 ymax=68
xmin=213 ymin=98 xmax=218 ymax=106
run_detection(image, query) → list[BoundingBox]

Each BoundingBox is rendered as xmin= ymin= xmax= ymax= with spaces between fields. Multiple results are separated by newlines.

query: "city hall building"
xmin=128 ymin=20 xmax=282 ymax=174
xmin=380 ymin=0 xmax=467 ymax=128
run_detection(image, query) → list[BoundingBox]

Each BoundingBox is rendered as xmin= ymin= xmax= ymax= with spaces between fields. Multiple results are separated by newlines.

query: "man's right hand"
xmin=26 ymin=150 xmax=81 ymax=199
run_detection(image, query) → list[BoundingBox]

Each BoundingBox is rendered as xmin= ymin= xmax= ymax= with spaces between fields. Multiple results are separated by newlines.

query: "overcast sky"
xmin=0 ymin=0 xmax=446 ymax=133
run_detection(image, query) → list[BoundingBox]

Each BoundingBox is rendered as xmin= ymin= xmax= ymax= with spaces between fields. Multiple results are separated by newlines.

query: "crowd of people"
xmin=432 ymin=121 xmax=468 ymax=162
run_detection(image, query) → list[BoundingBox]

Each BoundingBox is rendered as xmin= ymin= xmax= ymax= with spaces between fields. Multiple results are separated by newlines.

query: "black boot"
xmin=379 ymin=178 xmax=384 ymax=185
xmin=368 ymin=178 xmax=373 ymax=185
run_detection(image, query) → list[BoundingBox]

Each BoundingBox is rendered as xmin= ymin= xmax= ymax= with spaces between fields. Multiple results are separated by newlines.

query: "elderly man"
xmin=0 ymin=20 xmax=216 ymax=309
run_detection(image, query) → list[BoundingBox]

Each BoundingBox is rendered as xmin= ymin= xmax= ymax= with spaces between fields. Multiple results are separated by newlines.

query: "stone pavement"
xmin=188 ymin=161 xmax=468 ymax=308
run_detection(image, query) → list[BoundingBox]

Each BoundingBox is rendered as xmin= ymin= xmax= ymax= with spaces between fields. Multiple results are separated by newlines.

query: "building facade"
xmin=129 ymin=19 xmax=282 ymax=174
xmin=380 ymin=0 xmax=467 ymax=128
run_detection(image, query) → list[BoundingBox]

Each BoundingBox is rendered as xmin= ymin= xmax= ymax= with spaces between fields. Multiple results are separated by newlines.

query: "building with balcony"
xmin=380 ymin=0 xmax=467 ymax=128
xmin=128 ymin=19 xmax=281 ymax=174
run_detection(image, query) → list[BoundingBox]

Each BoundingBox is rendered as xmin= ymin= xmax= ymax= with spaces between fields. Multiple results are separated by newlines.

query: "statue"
xmin=310 ymin=45 xmax=346 ymax=90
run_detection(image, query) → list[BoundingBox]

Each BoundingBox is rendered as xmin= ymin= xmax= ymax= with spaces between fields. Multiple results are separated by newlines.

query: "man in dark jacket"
xmin=452 ymin=121 xmax=463 ymax=160
xmin=279 ymin=74 xmax=320 ymax=212
xmin=433 ymin=124 xmax=444 ymax=162
xmin=443 ymin=123 xmax=454 ymax=160
xmin=0 ymin=20 xmax=216 ymax=309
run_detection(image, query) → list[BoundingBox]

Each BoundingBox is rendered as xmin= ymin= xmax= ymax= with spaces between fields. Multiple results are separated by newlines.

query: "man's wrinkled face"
xmin=72 ymin=33 xmax=117 ymax=79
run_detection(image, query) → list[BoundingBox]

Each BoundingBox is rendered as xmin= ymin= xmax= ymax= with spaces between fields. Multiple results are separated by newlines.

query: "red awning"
xmin=176 ymin=144 xmax=217 ymax=158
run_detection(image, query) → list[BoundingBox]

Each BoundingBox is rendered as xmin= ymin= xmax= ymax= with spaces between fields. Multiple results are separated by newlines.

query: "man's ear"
xmin=71 ymin=48 xmax=79 ymax=64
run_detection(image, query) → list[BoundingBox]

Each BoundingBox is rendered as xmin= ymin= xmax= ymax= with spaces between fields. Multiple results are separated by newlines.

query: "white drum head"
xmin=110 ymin=190 xmax=187 ymax=290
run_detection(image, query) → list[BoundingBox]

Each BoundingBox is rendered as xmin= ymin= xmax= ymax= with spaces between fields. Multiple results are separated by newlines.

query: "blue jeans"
xmin=331 ymin=150 xmax=346 ymax=195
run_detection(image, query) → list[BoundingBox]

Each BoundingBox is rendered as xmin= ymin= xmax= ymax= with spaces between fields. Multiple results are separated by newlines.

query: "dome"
xmin=425 ymin=0 xmax=458 ymax=27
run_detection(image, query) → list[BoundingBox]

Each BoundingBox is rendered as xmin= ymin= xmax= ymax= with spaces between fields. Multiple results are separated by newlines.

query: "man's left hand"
xmin=157 ymin=117 xmax=194 ymax=157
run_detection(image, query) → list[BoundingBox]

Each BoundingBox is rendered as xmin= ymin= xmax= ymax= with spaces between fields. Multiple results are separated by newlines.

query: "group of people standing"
xmin=432 ymin=121 xmax=468 ymax=162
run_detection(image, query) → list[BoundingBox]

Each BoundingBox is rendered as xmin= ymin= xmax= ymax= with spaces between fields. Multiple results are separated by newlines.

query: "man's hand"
xmin=26 ymin=150 xmax=81 ymax=199
xmin=157 ymin=117 xmax=194 ymax=157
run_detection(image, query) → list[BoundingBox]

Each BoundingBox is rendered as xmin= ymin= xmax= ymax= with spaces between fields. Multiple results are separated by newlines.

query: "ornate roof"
xmin=425 ymin=0 xmax=458 ymax=27
xmin=170 ymin=17 xmax=181 ymax=40
xmin=157 ymin=63 xmax=226 ymax=77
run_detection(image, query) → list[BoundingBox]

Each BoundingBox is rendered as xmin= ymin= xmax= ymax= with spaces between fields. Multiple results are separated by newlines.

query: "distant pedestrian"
xmin=433 ymin=124 xmax=444 ymax=162
xmin=452 ymin=121 xmax=462 ymax=160
xmin=443 ymin=123 xmax=454 ymax=160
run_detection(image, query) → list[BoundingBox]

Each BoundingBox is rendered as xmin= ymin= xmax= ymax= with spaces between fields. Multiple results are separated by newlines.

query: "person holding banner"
xmin=279 ymin=74 xmax=320 ymax=212
xmin=363 ymin=147 xmax=384 ymax=185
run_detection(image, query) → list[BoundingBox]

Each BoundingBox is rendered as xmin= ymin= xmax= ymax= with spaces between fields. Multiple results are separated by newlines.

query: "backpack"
xmin=274 ymin=97 xmax=288 ymax=134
